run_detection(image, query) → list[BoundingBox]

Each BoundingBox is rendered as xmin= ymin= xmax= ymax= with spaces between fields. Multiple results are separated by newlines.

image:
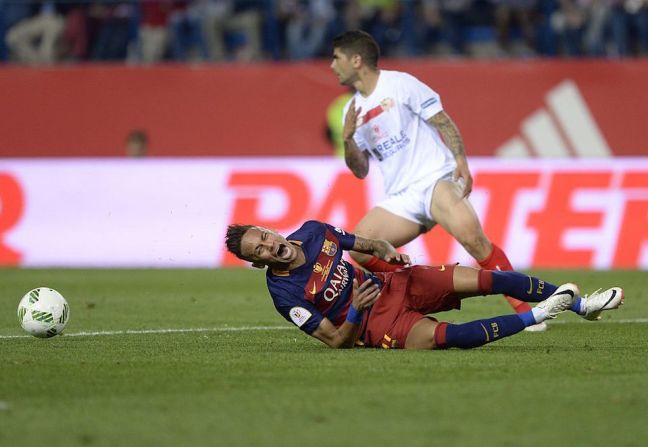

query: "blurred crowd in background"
xmin=0 ymin=0 xmax=646 ymax=64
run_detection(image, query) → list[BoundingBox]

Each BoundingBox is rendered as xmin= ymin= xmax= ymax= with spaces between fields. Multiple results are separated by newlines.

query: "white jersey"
xmin=343 ymin=70 xmax=456 ymax=195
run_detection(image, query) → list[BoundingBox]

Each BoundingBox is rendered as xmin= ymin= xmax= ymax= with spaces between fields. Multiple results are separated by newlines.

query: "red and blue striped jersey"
xmin=266 ymin=220 xmax=375 ymax=334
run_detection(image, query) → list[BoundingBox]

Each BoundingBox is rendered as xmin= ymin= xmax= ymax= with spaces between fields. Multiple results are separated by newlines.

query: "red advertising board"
xmin=0 ymin=61 xmax=647 ymax=157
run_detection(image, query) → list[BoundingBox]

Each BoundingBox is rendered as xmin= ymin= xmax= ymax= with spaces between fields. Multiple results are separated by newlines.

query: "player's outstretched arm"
xmin=352 ymin=235 xmax=411 ymax=266
xmin=311 ymin=279 xmax=380 ymax=348
xmin=343 ymin=99 xmax=370 ymax=178
xmin=428 ymin=110 xmax=473 ymax=198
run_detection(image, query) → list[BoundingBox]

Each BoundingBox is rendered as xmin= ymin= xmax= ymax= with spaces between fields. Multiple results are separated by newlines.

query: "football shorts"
xmin=376 ymin=169 xmax=460 ymax=230
xmin=363 ymin=265 xmax=461 ymax=348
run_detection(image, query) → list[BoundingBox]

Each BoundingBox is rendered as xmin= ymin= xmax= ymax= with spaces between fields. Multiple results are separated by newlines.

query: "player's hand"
xmin=384 ymin=252 xmax=411 ymax=266
xmin=343 ymin=99 xmax=361 ymax=142
xmin=453 ymin=157 xmax=473 ymax=198
xmin=352 ymin=278 xmax=381 ymax=310
xmin=373 ymin=240 xmax=411 ymax=266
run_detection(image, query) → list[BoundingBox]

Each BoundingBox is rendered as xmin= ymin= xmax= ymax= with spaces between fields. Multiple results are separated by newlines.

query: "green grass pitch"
xmin=1 ymin=268 xmax=647 ymax=447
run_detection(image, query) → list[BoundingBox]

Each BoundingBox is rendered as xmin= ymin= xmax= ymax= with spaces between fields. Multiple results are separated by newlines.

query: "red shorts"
xmin=362 ymin=265 xmax=461 ymax=349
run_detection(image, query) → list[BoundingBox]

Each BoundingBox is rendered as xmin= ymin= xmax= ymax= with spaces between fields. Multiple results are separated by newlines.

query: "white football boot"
xmin=524 ymin=322 xmax=547 ymax=332
xmin=533 ymin=283 xmax=579 ymax=320
xmin=580 ymin=287 xmax=624 ymax=321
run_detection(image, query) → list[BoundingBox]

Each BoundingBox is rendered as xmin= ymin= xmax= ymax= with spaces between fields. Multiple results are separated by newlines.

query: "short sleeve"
xmin=275 ymin=299 xmax=323 ymax=335
xmin=325 ymin=223 xmax=356 ymax=251
xmin=399 ymin=73 xmax=443 ymax=120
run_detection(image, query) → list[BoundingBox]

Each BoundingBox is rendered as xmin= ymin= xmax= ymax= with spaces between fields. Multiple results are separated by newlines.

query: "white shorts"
xmin=376 ymin=170 xmax=457 ymax=231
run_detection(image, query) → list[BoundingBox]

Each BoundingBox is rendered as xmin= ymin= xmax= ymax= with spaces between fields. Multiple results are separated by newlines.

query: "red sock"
xmin=361 ymin=256 xmax=401 ymax=273
xmin=433 ymin=322 xmax=448 ymax=349
xmin=478 ymin=244 xmax=532 ymax=313
xmin=477 ymin=269 xmax=493 ymax=294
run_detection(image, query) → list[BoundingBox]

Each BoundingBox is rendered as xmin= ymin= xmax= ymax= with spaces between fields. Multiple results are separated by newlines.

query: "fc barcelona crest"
xmin=321 ymin=239 xmax=337 ymax=256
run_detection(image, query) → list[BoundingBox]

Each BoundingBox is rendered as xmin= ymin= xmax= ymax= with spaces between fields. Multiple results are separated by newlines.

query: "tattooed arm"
xmin=343 ymin=98 xmax=370 ymax=179
xmin=344 ymin=139 xmax=370 ymax=179
xmin=428 ymin=111 xmax=473 ymax=198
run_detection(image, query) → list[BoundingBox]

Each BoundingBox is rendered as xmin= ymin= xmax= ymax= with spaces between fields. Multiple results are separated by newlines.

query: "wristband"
xmin=346 ymin=305 xmax=363 ymax=325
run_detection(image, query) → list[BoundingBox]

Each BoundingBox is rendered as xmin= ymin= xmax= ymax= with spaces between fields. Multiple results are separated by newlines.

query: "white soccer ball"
xmin=17 ymin=287 xmax=70 ymax=338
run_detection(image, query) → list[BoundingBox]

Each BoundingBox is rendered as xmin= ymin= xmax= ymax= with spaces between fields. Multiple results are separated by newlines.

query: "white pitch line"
xmin=549 ymin=318 xmax=648 ymax=325
xmin=0 ymin=325 xmax=293 ymax=340
xmin=1 ymin=319 xmax=647 ymax=340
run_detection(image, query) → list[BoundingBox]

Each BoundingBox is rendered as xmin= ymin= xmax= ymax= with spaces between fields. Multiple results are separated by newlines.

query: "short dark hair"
xmin=332 ymin=30 xmax=380 ymax=69
xmin=127 ymin=129 xmax=148 ymax=146
xmin=225 ymin=224 xmax=254 ymax=260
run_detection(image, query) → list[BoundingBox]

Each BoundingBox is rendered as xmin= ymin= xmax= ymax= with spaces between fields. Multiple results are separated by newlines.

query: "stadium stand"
xmin=0 ymin=0 xmax=647 ymax=64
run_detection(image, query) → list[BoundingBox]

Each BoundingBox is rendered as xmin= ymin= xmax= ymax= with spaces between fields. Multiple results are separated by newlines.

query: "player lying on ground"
xmin=225 ymin=220 xmax=624 ymax=349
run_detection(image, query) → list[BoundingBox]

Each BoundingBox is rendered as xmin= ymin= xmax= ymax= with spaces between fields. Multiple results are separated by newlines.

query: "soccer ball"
xmin=17 ymin=288 xmax=70 ymax=338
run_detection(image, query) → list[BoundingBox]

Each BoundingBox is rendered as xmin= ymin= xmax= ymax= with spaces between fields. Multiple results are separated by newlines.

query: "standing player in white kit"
xmin=330 ymin=30 xmax=545 ymax=331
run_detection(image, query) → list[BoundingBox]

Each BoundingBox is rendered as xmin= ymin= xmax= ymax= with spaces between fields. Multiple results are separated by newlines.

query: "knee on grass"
xmin=404 ymin=318 xmax=438 ymax=350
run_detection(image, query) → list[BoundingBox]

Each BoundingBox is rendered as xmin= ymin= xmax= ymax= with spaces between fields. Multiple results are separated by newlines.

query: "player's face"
xmin=240 ymin=227 xmax=298 ymax=267
xmin=331 ymin=48 xmax=357 ymax=86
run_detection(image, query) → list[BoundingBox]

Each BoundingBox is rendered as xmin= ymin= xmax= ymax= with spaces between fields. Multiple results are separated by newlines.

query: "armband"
xmin=346 ymin=305 xmax=363 ymax=325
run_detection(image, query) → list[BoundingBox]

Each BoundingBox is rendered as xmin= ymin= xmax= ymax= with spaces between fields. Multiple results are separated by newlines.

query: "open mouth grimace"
xmin=277 ymin=244 xmax=288 ymax=259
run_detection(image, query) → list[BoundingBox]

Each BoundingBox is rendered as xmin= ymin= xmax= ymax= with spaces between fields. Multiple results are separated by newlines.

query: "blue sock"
xmin=491 ymin=271 xmax=558 ymax=303
xmin=518 ymin=310 xmax=537 ymax=326
xmin=442 ymin=314 xmax=527 ymax=349
xmin=570 ymin=297 xmax=583 ymax=315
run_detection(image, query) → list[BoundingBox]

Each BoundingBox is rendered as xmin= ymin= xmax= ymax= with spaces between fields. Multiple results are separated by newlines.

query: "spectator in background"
xmin=442 ymin=0 xmax=474 ymax=55
xmin=343 ymin=0 xmax=422 ymax=57
xmin=125 ymin=129 xmax=148 ymax=157
xmin=138 ymin=0 xmax=174 ymax=63
xmin=341 ymin=0 xmax=403 ymax=57
xmin=0 ymin=0 xmax=34 ymax=61
xmin=59 ymin=3 xmax=91 ymax=62
xmin=535 ymin=0 xmax=559 ymax=55
xmin=363 ymin=0 xmax=406 ymax=57
xmin=550 ymin=0 xmax=588 ymax=55
xmin=609 ymin=0 xmax=648 ymax=56
xmin=416 ymin=0 xmax=444 ymax=55
xmin=169 ymin=0 xmax=209 ymax=62
xmin=5 ymin=0 xmax=67 ymax=64
xmin=491 ymin=0 xmax=538 ymax=55
xmin=550 ymin=0 xmax=609 ymax=56
xmin=583 ymin=0 xmax=611 ymax=56
xmin=88 ymin=1 xmax=137 ymax=61
xmin=280 ymin=0 xmax=336 ymax=60
xmin=200 ymin=0 xmax=262 ymax=62
xmin=631 ymin=0 xmax=648 ymax=54
xmin=419 ymin=0 xmax=473 ymax=56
